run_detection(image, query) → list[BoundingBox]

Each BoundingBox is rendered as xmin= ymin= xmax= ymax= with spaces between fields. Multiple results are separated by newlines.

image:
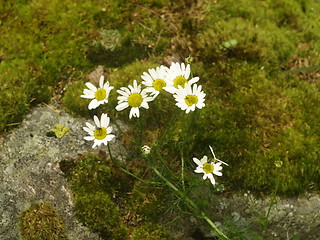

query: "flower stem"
xmin=107 ymin=144 xmax=156 ymax=184
xmin=181 ymin=153 xmax=185 ymax=192
xmin=152 ymin=167 xmax=229 ymax=240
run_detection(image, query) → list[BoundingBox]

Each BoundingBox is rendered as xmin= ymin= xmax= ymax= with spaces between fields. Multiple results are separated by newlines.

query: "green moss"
xmin=61 ymin=153 xmax=134 ymax=196
xmin=3 ymin=0 xmax=320 ymax=197
xmin=0 ymin=0 xmax=98 ymax=131
xmin=187 ymin=60 xmax=320 ymax=194
xmin=19 ymin=202 xmax=68 ymax=240
xmin=61 ymin=153 xmax=173 ymax=238
xmin=62 ymin=81 xmax=98 ymax=118
xmin=74 ymin=192 xmax=128 ymax=240
xmin=130 ymin=223 xmax=173 ymax=240
xmin=128 ymin=182 xmax=169 ymax=222
xmin=196 ymin=16 xmax=297 ymax=66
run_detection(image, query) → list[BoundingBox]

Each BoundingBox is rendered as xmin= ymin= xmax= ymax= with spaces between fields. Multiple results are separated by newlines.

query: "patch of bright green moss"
xmin=19 ymin=202 xmax=68 ymax=240
xmin=0 ymin=0 xmax=100 ymax=131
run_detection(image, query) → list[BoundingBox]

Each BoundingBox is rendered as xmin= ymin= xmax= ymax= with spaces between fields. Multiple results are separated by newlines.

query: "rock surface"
xmin=214 ymin=191 xmax=320 ymax=240
xmin=0 ymin=105 xmax=319 ymax=240
xmin=0 ymin=106 xmax=124 ymax=240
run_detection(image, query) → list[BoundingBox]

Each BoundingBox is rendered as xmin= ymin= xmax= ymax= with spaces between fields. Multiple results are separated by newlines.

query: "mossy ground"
xmin=60 ymin=153 xmax=175 ymax=239
xmin=2 ymin=0 xmax=320 ymax=238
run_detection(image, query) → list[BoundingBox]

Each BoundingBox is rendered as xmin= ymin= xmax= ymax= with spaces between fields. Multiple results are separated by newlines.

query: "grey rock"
xmin=0 ymin=106 xmax=124 ymax=240
xmin=213 ymin=192 xmax=320 ymax=240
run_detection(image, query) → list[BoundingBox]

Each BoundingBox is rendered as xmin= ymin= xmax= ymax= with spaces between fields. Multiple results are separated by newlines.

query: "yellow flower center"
xmin=203 ymin=163 xmax=214 ymax=174
xmin=174 ymin=76 xmax=187 ymax=89
xmin=95 ymin=88 xmax=107 ymax=101
xmin=152 ymin=79 xmax=166 ymax=91
xmin=128 ymin=93 xmax=143 ymax=107
xmin=184 ymin=95 xmax=198 ymax=106
xmin=94 ymin=127 xmax=107 ymax=140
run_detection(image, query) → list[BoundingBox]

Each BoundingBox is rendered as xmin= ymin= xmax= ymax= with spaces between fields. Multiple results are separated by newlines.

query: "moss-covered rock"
xmin=3 ymin=0 xmax=320 ymax=196
xmin=63 ymin=153 xmax=173 ymax=238
xmin=63 ymin=153 xmax=135 ymax=197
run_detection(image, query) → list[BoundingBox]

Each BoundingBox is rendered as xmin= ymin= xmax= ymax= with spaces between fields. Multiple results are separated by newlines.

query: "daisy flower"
xmin=83 ymin=113 xmax=115 ymax=148
xmin=165 ymin=62 xmax=199 ymax=94
xmin=141 ymin=65 xmax=169 ymax=97
xmin=193 ymin=155 xmax=223 ymax=185
xmin=81 ymin=75 xmax=114 ymax=110
xmin=173 ymin=83 xmax=205 ymax=113
xmin=115 ymin=80 xmax=154 ymax=119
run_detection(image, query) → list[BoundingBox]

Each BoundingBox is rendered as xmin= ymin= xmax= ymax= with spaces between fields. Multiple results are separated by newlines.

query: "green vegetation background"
xmin=1 ymin=0 xmax=320 ymax=195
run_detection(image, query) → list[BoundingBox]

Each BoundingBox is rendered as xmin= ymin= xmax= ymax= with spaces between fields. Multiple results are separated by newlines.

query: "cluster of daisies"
xmin=80 ymin=62 xmax=225 ymax=185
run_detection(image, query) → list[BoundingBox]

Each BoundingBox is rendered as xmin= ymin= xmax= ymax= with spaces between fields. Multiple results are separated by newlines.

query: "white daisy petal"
xmin=116 ymin=102 xmax=129 ymax=111
xmin=200 ymin=156 xmax=208 ymax=164
xmin=88 ymin=99 xmax=99 ymax=110
xmin=106 ymin=126 xmax=113 ymax=133
xmin=140 ymin=102 xmax=149 ymax=109
xmin=101 ymin=113 xmax=109 ymax=127
xmin=208 ymin=174 xmax=216 ymax=185
xmin=84 ymin=136 xmax=95 ymax=141
xmin=106 ymin=134 xmax=115 ymax=141
xmin=193 ymin=157 xmax=202 ymax=166
xmin=189 ymin=76 xmax=199 ymax=85
xmin=99 ymin=75 xmax=104 ymax=88
xmin=86 ymin=82 xmax=97 ymax=92
xmin=83 ymin=127 xmax=93 ymax=135
xmin=195 ymin=169 xmax=204 ymax=174
xmin=83 ymin=89 xmax=94 ymax=95
xmin=93 ymin=115 xmax=100 ymax=127
xmin=81 ymin=94 xmax=94 ymax=99
xmin=185 ymin=64 xmax=191 ymax=79
xmin=85 ymin=122 xmax=95 ymax=131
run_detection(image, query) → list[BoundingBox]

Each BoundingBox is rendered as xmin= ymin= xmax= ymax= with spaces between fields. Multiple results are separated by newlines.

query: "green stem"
xmin=181 ymin=153 xmax=185 ymax=192
xmin=152 ymin=167 xmax=229 ymax=240
xmin=112 ymin=120 xmax=133 ymax=142
xmin=107 ymin=144 xmax=155 ymax=184
xmin=155 ymin=148 xmax=177 ymax=179
xmin=263 ymin=175 xmax=280 ymax=229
